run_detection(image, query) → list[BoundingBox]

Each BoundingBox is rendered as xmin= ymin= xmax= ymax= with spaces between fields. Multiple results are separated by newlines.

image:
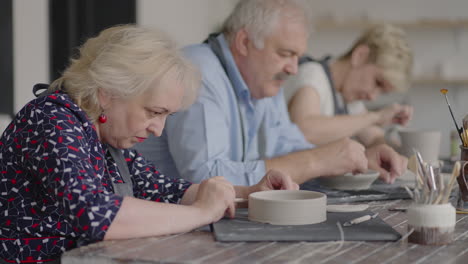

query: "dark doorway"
xmin=49 ymin=0 xmax=136 ymax=81
xmin=0 ymin=0 xmax=14 ymax=117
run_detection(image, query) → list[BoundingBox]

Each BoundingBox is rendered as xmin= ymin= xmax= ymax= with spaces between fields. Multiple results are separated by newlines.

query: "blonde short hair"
xmin=49 ymin=24 xmax=200 ymax=122
xmin=222 ymin=0 xmax=310 ymax=49
xmin=339 ymin=24 xmax=413 ymax=92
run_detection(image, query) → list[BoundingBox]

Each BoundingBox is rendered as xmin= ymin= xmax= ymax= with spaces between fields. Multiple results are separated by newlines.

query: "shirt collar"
xmin=217 ymin=34 xmax=252 ymax=103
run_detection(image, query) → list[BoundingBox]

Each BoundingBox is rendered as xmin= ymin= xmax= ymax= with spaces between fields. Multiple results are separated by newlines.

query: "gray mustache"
xmin=274 ymin=72 xmax=290 ymax=81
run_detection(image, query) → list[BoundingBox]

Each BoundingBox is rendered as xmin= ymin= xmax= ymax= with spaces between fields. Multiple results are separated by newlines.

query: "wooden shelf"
xmin=314 ymin=19 xmax=468 ymax=31
xmin=412 ymin=78 xmax=468 ymax=86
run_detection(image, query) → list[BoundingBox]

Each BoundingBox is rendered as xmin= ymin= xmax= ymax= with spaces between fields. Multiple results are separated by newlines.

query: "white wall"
xmin=137 ymin=0 xmax=468 ymax=158
xmin=306 ymin=0 xmax=468 ymax=21
xmin=0 ymin=114 xmax=12 ymax=135
xmin=13 ymin=0 xmax=49 ymax=113
xmin=7 ymin=0 xmax=236 ymax=133
xmin=1 ymin=0 xmax=49 ymax=133
xmin=11 ymin=0 xmax=468 ymax=158
xmin=137 ymin=0 xmax=238 ymax=47
xmin=304 ymin=0 xmax=468 ymax=158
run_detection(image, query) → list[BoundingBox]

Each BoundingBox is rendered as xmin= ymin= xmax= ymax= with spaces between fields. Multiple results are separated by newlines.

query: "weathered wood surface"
xmin=62 ymin=199 xmax=468 ymax=264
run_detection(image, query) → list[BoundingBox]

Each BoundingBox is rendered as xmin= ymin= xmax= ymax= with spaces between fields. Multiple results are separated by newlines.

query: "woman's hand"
xmin=191 ymin=176 xmax=236 ymax=222
xmin=376 ymin=103 xmax=413 ymax=127
xmin=249 ymin=170 xmax=299 ymax=194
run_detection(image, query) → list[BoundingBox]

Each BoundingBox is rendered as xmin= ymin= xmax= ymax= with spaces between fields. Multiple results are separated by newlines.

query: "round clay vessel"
xmin=248 ymin=190 xmax=326 ymax=225
xmin=317 ymin=170 xmax=380 ymax=190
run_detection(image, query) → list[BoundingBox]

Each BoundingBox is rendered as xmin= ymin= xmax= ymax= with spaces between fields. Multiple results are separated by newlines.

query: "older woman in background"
xmin=284 ymin=24 xmax=413 ymax=181
xmin=0 ymin=25 xmax=297 ymax=263
xmin=285 ymin=24 xmax=413 ymax=147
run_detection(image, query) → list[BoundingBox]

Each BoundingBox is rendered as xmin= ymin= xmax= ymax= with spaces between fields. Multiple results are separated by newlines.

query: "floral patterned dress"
xmin=0 ymin=90 xmax=191 ymax=263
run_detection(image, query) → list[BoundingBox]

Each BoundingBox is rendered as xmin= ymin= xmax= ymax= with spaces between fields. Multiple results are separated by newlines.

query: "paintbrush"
xmin=440 ymin=89 xmax=464 ymax=143
xmin=463 ymin=115 xmax=468 ymax=130
xmin=463 ymin=115 xmax=468 ymax=147
xmin=435 ymin=161 xmax=461 ymax=204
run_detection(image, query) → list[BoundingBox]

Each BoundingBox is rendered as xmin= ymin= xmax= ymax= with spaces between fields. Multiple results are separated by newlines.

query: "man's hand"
xmin=249 ymin=169 xmax=299 ymax=194
xmin=318 ymin=138 xmax=368 ymax=177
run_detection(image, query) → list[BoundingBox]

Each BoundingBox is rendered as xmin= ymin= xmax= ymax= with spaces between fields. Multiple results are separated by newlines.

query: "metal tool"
xmin=343 ymin=213 xmax=379 ymax=227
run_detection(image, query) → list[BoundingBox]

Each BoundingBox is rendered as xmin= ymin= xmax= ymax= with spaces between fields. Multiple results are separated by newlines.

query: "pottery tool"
xmin=388 ymin=207 xmax=407 ymax=212
xmin=234 ymin=197 xmax=248 ymax=208
xmin=440 ymin=89 xmax=464 ymax=143
xmin=408 ymin=155 xmax=424 ymax=189
xmin=403 ymin=185 xmax=414 ymax=200
xmin=326 ymin=204 xmax=369 ymax=213
xmin=343 ymin=213 xmax=379 ymax=227
xmin=235 ymin=198 xmax=248 ymax=203
xmin=411 ymin=150 xmax=459 ymax=205
xmin=437 ymin=161 xmax=461 ymax=204
xmin=414 ymin=150 xmax=431 ymax=202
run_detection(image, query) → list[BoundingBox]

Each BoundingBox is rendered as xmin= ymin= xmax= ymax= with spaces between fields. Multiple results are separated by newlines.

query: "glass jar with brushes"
xmin=406 ymin=154 xmax=458 ymax=245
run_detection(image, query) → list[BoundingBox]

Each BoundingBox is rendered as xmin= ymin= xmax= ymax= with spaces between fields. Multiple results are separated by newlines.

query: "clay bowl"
xmin=248 ymin=190 xmax=326 ymax=225
xmin=317 ymin=170 xmax=380 ymax=190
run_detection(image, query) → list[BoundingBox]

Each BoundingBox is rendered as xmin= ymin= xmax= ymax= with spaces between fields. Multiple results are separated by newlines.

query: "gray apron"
xmin=298 ymin=56 xmax=349 ymax=115
xmin=106 ymin=145 xmax=135 ymax=197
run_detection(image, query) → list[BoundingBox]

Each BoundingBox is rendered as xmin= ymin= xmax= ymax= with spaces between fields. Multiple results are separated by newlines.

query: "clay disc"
xmin=248 ymin=190 xmax=327 ymax=225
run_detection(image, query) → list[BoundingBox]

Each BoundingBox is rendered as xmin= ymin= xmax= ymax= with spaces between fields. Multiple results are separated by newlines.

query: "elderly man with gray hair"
xmin=137 ymin=0 xmax=408 ymax=186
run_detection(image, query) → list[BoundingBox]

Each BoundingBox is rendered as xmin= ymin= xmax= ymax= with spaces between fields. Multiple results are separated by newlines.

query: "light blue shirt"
xmin=137 ymin=34 xmax=313 ymax=186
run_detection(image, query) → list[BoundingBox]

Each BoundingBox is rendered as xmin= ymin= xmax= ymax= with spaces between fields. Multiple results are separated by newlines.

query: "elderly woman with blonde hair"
xmin=285 ymin=24 xmax=413 ymax=147
xmin=284 ymin=24 xmax=413 ymax=181
xmin=0 ymin=25 xmax=297 ymax=263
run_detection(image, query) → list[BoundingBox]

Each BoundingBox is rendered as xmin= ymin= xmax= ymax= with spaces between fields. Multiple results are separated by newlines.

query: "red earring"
xmin=98 ymin=114 xmax=107 ymax=123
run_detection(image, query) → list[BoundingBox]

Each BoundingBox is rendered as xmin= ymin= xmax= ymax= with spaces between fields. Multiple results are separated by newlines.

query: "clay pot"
xmin=248 ymin=190 xmax=326 ymax=225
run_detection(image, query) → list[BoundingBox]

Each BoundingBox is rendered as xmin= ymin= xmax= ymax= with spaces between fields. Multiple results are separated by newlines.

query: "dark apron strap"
xmin=33 ymin=83 xmax=52 ymax=97
xmin=204 ymin=33 xmax=230 ymax=77
xmin=299 ymin=55 xmax=348 ymax=115
xmin=107 ymin=145 xmax=135 ymax=197
xmin=204 ymin=33 xmax=246 ymax=162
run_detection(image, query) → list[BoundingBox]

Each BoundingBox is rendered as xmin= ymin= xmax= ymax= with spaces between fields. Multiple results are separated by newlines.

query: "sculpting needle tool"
xmin=343 ymin=213 xmax=379 ymax=227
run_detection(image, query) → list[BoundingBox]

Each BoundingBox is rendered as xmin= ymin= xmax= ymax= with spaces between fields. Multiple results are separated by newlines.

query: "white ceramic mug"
xmin=398 ymin=130 xmax=441 ymax=165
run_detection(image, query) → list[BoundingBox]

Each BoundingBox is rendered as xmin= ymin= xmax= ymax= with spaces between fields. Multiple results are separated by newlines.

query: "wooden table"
xmin=62 ymin=199 xmax=468 ymax=264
